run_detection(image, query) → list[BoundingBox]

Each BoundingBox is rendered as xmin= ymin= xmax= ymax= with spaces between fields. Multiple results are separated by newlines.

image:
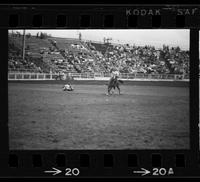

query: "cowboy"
xmin=63 ymin=83 xmax=74 ymax=91
xmin=110 ymin=68 xmax=120 ymax=84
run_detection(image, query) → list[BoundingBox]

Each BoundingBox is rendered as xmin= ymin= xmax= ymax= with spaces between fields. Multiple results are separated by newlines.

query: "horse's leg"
xmin=109 ymin=86 xmax=114 ymax=95
xmin=111 ymin=86 xmax=115 ymax=95
xmin=116 ymin=84 xmax=121 ymax=95
xmin=108 ymin=86 xmax=111 ymax=95
xmin=110 ymin=87 xmax=114 ymax=95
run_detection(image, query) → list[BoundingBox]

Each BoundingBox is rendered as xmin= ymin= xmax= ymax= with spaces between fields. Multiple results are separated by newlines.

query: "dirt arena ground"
xmin=8 ymin=81 xmax=189 ymax=150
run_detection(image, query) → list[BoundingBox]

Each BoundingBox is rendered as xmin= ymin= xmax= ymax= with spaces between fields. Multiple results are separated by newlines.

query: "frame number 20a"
xmin=152 ymin=168 xmax=174 ymax=176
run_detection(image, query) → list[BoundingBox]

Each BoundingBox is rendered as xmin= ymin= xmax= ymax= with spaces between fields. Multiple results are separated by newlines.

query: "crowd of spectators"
xmin=86 ymin=42 xmax=189 ymax=75
xmin=8 ymin=55 xmax=42 ymax=73
xmin=8 ymin=33 xmax=189 ymax=75
xmin=62 ymin=50 xmax=97 ymax=73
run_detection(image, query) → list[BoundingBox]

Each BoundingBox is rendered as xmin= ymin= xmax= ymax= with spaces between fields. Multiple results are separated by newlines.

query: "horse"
xmin=107 ymin=76 xmax=124 ymax=95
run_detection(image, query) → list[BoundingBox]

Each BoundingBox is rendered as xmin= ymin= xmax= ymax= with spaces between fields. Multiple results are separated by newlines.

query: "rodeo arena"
xmin=8 ymin=30 xmax=189 ymax=150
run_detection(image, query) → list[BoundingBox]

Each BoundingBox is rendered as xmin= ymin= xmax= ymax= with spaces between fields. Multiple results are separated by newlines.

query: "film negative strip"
xmin=0 ymin=3 xmax=200 ymax=178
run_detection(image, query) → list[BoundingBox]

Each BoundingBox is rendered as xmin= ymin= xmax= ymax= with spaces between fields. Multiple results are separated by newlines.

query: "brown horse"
xmin=107 ymin=76 xmax=124 ymax=95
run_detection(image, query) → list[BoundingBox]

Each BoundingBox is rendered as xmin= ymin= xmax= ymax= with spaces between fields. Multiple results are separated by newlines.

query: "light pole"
xmin=22 ymin=29 xmax=26 ymax=60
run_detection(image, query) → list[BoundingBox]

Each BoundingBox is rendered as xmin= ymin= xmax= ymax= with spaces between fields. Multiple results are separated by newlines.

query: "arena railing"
xmin=8 ymin=72 xmax=189 ymax=81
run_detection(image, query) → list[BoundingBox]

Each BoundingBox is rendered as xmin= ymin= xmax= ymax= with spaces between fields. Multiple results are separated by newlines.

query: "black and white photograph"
xmin=199 ymin=30 xmax=200 ymax=150
xmin=8 ymin=29 xmax=190 ymax=150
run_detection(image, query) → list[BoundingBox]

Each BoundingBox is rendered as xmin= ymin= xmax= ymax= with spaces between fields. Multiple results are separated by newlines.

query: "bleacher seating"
xmin=8 ymin=32 xmax=190 ymax=75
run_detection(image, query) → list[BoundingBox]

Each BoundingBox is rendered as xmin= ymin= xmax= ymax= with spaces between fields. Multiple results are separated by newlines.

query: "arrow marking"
xmin=133 ymin=168 xmax=151 ymax=176
xmin=44 ymin=167 xmax=62 ymax=176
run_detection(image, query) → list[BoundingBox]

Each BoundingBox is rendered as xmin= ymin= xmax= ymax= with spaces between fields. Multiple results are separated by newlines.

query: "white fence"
xmin=8 ymin=72 xmax=189 ymax=81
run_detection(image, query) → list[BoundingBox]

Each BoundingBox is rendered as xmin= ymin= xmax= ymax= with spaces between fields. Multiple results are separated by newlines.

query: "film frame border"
xmin=0 ymin=4 xmax=199 ymax=177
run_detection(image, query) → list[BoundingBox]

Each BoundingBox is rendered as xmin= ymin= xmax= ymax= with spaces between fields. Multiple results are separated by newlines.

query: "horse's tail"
xmin=118 ymin=80 xmax=124 ymax=84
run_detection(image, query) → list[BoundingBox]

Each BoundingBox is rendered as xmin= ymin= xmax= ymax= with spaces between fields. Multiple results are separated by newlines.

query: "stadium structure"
xmin=8 ymin=31 xmax=189 ymax=81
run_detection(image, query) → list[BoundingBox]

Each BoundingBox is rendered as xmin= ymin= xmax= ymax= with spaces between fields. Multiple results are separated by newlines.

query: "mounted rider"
xmin=110 ymin=67 xmax=120 ymax=84
xmin=107 ymin=67 xmax=123 ymax=95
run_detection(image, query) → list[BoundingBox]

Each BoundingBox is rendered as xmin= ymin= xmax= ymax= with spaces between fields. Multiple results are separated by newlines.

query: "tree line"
xmin=10 ymin=31 xmax=52 ymax=39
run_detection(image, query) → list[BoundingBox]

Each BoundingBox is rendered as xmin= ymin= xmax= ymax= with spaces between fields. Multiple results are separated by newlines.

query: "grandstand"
xmin=8 ymin=32 xmax=190 ymax=80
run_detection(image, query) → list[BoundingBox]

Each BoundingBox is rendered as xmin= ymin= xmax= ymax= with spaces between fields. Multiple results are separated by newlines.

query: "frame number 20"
xmin=65 ymin=168 xmax=80 ymax=176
